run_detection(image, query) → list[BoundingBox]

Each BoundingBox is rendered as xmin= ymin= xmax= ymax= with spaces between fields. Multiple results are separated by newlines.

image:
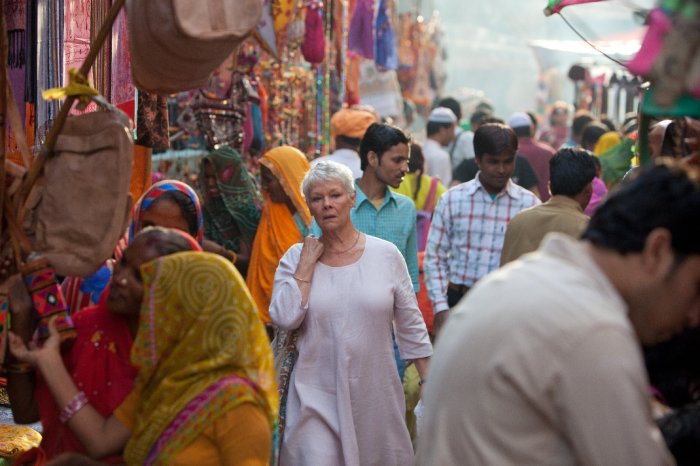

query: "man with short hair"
xmin=560 ymin=110 xmax=595 ymax=148
xmin=438 ymin=97 xmax=473 ymax=168
xmin=416 ymin=162 xmax=700 ymax=466
xmin=508 ymin=111 xmax=556 ymax=201
xmin=311 ymin=123 xmax=418 ymax=291
xmin=500 ymin=148 xmax=596 ymax=265
xmin=311 ymin=107 xmax=377 ymax=178
xmin=424 ymin=123 xmax=540 ymax=337
xmin=424 ymin=107 xmax=456 ymax=185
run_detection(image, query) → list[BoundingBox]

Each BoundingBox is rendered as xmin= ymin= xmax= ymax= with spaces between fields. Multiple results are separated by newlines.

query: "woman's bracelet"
xmin=293 ymin=275 xmax=311 ymax=283
xmin=59 ymin=391 xmax=89 ymax=424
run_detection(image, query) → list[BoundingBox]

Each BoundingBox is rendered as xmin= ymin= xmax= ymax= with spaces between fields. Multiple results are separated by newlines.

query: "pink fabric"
xmin=627 ymin=9 xmax=671 ymax=77
xmin=111 ymin=8 xmax=135 ymax=118
xmin=584 ymin=176 xmax=607 ymax=216
xmin=301 ymin=4 xmax=326 ymax=64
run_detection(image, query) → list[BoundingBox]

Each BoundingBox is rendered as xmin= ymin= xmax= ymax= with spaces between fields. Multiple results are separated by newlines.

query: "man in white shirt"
xmin=423 ymin=107 xmax=456 ymax=185
xmin=311 ymin=107 xmax=377 ymax=179
xmin=416 ymin=162 xmax=700 ymax=466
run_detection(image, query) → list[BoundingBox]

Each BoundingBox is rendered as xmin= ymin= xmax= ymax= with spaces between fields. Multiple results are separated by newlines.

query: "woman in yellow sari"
xmin=9 ymin=252 xmax=277 ymax=466
xmin=247 ymin=146 xmax=312 ymax=324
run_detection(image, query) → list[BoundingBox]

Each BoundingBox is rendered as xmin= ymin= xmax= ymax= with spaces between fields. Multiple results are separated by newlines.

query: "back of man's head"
xmin=470 ymin=110 xmax=491 ymax=131
xmin=549 ymin=148 xmax=596 ymax=197
xmin=582 ymin=161 xmax=700 ymax=256
xmin=359 ymin=123 xmax=411 ymax=171
xmin=581 ymin=122 xmax=609 ymax=151
xmin=572 ymin=111 xmax=595 ymax=140
xmin=474 ymin=123 xmax=518 ymax=158
xmin=438 ymin=97 xmax=462 ymax=121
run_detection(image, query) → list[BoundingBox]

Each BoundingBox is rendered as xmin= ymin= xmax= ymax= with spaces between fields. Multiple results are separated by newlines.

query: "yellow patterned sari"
xmin=123 ymin=252 xmax=278 ymax=466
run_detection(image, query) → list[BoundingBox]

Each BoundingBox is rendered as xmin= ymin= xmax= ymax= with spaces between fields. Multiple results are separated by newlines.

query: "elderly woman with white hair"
xmin=270 ymin=161 xmax=432 ymax=465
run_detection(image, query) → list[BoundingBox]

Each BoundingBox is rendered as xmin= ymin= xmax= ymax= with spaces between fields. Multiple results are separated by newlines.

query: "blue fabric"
xmin=79 ymin=265 xmax=112 ymax=302
xmin=375 ymin=0 xmax=398 ymax=70
xmin=311 ymin=182 xmax=419 ymax=292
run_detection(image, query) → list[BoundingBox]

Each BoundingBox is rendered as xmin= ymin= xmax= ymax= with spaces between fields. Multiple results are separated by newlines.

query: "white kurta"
xmin=270 ymin=235 xmax=432 ymax=466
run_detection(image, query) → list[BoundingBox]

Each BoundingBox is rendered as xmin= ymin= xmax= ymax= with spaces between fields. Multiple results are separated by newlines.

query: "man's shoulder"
xmin=507 ymin=182 xmax=540 ymax=205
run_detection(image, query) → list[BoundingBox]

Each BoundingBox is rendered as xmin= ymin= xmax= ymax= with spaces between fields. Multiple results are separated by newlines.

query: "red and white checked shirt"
xmin=424 ymin=177 xmax=540 ymax=313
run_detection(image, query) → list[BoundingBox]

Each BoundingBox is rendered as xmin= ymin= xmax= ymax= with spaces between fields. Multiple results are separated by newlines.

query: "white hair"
xmin=302 ymin=160 xmax=356 ymax=200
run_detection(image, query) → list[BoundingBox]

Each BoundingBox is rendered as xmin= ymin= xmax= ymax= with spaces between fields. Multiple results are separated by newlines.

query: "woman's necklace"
xmin=325 ymin=231 xmax=361 ymax=255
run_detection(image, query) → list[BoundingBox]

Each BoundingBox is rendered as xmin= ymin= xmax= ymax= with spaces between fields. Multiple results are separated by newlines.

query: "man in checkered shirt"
xmin=424 ymin=123 xmax=540 ymax=338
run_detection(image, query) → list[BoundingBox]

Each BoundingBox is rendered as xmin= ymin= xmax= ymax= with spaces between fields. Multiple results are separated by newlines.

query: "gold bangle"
xmin=293 ymin=275 xmax=311 ymax=283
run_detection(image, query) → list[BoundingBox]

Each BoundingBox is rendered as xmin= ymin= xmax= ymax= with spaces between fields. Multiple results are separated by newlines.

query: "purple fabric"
xmin=585 ymin=176 xmax=608 ymax=216
xmin=518 ymin=137 xmax=556 ymax=202
xmin=374 ymin=0 xmax=397 ymax=70
xmin=348 ymin=0 xmax=374 ymax=59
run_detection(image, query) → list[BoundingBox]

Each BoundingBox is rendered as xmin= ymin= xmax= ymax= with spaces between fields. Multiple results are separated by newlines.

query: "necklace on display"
xmin=325 ymin=231 xmax=361 ymax=255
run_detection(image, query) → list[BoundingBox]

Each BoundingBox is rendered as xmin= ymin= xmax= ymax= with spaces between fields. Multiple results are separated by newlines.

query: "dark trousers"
xmin=447 ymin=282 xmax=470 ymax=308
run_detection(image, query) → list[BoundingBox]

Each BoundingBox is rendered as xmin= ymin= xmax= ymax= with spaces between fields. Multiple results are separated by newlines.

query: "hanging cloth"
xmin=348 ymin=0 xmax=374 ymax=59
xmin=374 ymin=0 xmax=397 ymax=70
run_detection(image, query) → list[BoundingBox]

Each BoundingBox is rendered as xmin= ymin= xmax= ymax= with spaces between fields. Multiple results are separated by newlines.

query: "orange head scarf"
xmin=247 ymin=146 xmax=311 ymax=323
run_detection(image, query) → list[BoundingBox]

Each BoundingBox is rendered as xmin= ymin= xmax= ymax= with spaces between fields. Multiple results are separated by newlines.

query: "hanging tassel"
xmin=301 ymin=2 xmax=325 ymax=64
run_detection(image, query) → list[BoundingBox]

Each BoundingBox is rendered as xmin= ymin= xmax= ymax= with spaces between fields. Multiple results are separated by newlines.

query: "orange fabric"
xmin=247 ymin=146 xmax=310 ymax=323
xmin=130 ymin=145 xmax=152 ymax=204
xmin=115 ymin=394 xmax=270 ymax=466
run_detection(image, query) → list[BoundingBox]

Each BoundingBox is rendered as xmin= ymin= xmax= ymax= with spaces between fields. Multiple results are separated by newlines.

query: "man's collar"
xmin=355 ymin=180 xmax=396 ymax=207
xmin=547 ymin=194 xmax=584 ymax=212
xmin=469 ymin=173 xmax=522 ymax=199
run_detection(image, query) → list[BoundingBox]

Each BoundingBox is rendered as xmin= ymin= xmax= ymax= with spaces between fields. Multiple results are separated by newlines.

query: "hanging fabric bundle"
xmin=301 ymin=1 xmax=325 ymax=64
xmin=348 ymin=0 xmax=374 ymax=59
xmin=374 ymin=0 xmax=397 ymax=70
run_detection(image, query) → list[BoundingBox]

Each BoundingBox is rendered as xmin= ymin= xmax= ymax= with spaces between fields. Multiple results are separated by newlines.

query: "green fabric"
xmin=200 ymin=146 xmax=262 ymax=253
xmin=599 ymin=137 xmax=636 ymax=187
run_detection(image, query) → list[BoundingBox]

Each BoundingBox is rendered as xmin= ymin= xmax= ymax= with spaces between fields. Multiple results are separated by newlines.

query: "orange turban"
xmin=331 ymin=108 xmax=377 ymax=139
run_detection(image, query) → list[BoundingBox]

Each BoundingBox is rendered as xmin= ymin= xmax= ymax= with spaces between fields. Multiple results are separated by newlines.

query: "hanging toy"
xmin=302 ymin=1 xmax=325 ymax=64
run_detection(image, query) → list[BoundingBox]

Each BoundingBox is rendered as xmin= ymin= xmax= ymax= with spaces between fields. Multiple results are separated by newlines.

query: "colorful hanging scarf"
xmin=246 ymin=146 xmax=311 ymax=324
xmin=128 ymin=180 xmax=204 ymax=244
xmin=199 ymin=146 xmax=262 ymax=254
xmin=124 ymin=252 xmax=278 ymax=466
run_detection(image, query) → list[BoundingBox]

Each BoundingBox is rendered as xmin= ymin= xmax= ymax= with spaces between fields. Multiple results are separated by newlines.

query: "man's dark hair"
xmin=426 ymin=121 xmax=453 ymax=137
xmin=335 ymin=135 xmax=362 ymax=150
xmin=470 ymin=110 xmax=491 ymax=127
xmin=438 ymin=97 xmax=462 ymax=121
xmin=359 ymin=123 xmax=411 ymax=171
xmin=572 ymin=112 xmax=595 ymax=138
xmin=600 ymin=116 xmax=617 ymax=133
xmin=513 ymin=126 xmax=531 ymax=138
xmin=582 ymin=161 xmax=700 ymax=255
xmin=526 ymin=111 xmax=538 ymax=129
xmin=149 ymin=190 xmax=199 ymax=238
xmin=549 ymin=148 xmax=596 ymax=197
xmin=581 ymin=122 xmax=608 ymax=150
xmin=482 ymin=116 xmax=506 ymax=125
xmin=473 ymin=123 xmax=518 ymax=159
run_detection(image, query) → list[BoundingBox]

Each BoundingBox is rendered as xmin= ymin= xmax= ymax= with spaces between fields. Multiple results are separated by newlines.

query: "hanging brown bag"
xmin=126 ymin=0 xmax=263 ymax=94
xmin=33 ymin=99 xmax=133 ymax=277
